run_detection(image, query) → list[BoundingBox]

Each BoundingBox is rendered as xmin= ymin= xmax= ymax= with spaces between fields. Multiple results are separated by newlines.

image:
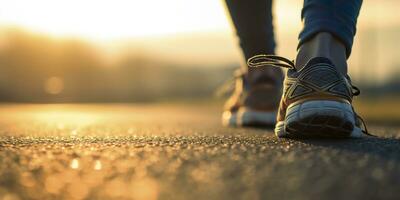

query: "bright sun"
xmin=1 ymin=0 xmax=397 ymax=41
xmin=0 ymin=0 xmax=230 ymax=40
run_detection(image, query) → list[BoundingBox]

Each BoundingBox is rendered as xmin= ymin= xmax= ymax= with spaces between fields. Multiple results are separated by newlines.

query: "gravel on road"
xmin=0 ymin=104 xmax=399 ymax=200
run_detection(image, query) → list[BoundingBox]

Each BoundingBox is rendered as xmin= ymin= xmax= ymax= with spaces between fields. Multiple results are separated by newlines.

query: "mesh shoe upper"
xmin=244 ymin=54 xmax=371 ymax=136
xmin=224 ymin=66 xmax=284 ymax=113
xmin=276 ymin=57 xmax=355 ymax=122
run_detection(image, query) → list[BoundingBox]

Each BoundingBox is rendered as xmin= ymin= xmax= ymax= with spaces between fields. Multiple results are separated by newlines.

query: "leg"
xmin=296 ymin=32 xmax=348 ymax=74
xmin=222 ymin=0 xmax=283 ymax=127
xmin=269 ymin=0 xmax=367 ymax=137
xmin=225 ymin=0 xmax=276 ymax=61
xmin=295 ymin=0 xmax=363 ymax=74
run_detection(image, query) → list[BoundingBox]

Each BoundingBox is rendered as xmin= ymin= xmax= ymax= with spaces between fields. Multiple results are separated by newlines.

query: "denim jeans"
xmin=225 ymin=0 xmax=363 ymax=60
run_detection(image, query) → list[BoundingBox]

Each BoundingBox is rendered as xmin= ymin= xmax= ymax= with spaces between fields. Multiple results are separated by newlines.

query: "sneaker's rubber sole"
xmin=222 ymin=107 xmax=276 ymax=127
xmin=275 ymin=100 xmax=364 ymax=138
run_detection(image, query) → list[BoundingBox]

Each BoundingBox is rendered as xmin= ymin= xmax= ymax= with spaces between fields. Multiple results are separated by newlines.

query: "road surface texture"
xmin=0 ymin=103 xmax=399 ymax=200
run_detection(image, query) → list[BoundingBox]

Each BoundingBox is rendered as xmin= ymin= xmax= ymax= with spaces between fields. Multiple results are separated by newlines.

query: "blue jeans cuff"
xmin=298 ymin=19 xmax=355 ymax=58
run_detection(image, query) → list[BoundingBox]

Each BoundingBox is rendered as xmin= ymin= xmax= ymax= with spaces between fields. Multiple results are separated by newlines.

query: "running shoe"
xmin=247 ymin=55 xmax=369 ymax=138
xmin=221 ymin=65 xmax=283 ymax=127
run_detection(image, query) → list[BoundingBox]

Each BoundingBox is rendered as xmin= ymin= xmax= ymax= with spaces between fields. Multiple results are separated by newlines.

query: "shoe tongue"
xmin=304 ymin=57 xmax=334 ymax=68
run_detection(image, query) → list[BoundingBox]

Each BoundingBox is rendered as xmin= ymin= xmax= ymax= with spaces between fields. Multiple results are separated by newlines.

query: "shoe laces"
xmin=248 ymin=54 xmax=373 ymax=137
xmin=349 ymin=82 xmax=372 ymax=136
xmin=216 ymin=54 xmax=292 ymax=97
xmin=351 ymin=86 xmax=373 ymax=136
xmin=356 ymin=114 xmax=372 ymax=136
xmin=247 ymin=54 xmax=296 ymax=70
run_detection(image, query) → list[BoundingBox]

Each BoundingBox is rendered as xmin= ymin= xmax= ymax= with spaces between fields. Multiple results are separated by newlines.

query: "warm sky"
xmin=0 ymin=0 xmax=399 ymax=82
xmin=0 ymin=0 xmax=398 ymax=40
xmin=0 ymin=0 xmax=232 ymax=40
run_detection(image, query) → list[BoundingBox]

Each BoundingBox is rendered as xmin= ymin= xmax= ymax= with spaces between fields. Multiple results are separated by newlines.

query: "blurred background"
xmin=0 ymin=0 xmax=399 ymax=122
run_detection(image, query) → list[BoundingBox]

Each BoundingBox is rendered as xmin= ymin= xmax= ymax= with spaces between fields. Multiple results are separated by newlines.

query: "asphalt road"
xmin=0 ymin=103 xmax=399 ymax=200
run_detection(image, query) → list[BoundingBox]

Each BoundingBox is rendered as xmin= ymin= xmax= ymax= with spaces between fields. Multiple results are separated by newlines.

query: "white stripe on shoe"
xmin=275 ymin=100 xmax=366 ymax=138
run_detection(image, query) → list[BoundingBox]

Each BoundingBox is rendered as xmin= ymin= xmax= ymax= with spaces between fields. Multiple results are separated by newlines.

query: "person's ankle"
xmin=295 ymin=32 xmax=348 ymax=75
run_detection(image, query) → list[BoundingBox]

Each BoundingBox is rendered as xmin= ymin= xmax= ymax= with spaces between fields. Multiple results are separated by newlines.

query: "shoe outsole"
xmin=222 ymin=108 xmax=276 ymax=127
xmin=275 ymin=100 xmax=364 ymax=138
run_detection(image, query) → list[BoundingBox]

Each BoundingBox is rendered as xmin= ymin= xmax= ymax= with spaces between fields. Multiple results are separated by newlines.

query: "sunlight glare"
xmin=70 ymin=158 xmax=80 ymax=169
xmin=0 ymin=0 xmax=229 ymax=40
xmin=44 ymin=76 xmax=64 ymax=95
xmin=32 ymin=108 xmax=101 ymax=128
xmin=94 ymin=160 xmax=102 ymax=170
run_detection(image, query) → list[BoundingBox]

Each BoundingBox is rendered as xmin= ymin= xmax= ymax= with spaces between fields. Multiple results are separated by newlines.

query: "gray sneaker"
xmin=247 ymin=55 xmax=369 ymax=138
xmin=222 ymin=65 xmax=284 ymax=127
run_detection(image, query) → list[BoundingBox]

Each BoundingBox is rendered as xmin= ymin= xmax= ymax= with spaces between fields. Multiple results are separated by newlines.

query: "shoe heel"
xmin=223 ymin=108 xmax=276 ymax=127
xmin=282 ymin=100 xmax=356 ymax=138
